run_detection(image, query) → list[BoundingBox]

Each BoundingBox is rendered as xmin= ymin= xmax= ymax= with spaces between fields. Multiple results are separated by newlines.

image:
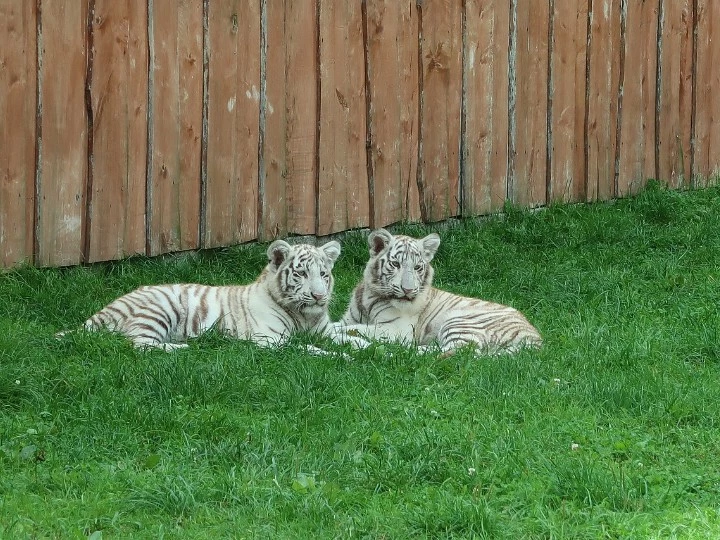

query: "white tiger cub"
xmin=57 ymin=240 xmax=341 ymax=350
xmin=332 ymin=229 xmax=542 ymax=355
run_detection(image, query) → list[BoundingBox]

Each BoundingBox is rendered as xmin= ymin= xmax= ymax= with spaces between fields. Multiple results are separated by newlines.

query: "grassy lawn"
xmin=2 ymin=182 xmax=720 ymax=538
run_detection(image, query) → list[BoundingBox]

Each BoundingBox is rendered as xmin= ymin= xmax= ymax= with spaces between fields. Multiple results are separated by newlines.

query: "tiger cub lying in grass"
xmin=57 ymin=240 xmax=341 ymax=351
xmin=331 ymin=229 xmax=542 ymax=355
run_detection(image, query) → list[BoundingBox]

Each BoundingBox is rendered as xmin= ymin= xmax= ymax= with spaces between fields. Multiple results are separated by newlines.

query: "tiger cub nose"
xmin=402 ymin=287 xmax=414 ymax=295
xmin=312 ymin=292 xmax=326 ymax=300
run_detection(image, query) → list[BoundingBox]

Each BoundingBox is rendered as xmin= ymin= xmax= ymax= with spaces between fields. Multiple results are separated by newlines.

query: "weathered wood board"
xmin=263 ymin=0 xmax=320 ymax=238
xmin=148 ymin=0 xmax=203 ymax=255
xmin=0 ymin=1 xmax=36 ymax=267
xmin=86 ymin=0 xmax=149 ymax=263
xmin=417 ymin=0 xmax=463 ymax=221
xmin=586 ymin=0 xmax=622 ymax=201
xmin=548 ymin=0 xmax=587 ymax=203
xmin=36 ymin=1 xmax=88 ymax=267
xmin=204 ymin=0 xmax=261 ymax=247
xmin=463 ymin=0 xmax=510 ymax=215
xmin=693 ymin=0 xmax=720 ymax=186
xmin=617 ymin=0 xmax=659 ymax=196
xmin=365 ymin=0 xmax=421 ymax=227
xmin=656 ymin=0 xmax=694 ymax=187
xmin=511 ymin=1 xmax=548 ymax=207
xmin=317 ymin=0 xmax=370 ymax=236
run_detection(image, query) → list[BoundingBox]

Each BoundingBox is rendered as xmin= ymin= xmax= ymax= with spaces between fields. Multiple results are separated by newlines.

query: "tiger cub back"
xmin=339 ymin=229 xmax=542 ymax=355
xmin=60 ymin=240 xmax=341 ymax=350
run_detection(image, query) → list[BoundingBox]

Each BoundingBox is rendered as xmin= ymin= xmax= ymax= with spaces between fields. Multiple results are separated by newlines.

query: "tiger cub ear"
xmin=421 ymin=233 xmax=441 ymax=261
xmin=268 ymin=240 xmax=292 ymax=269
xmin=368 ymin=229 xmax=393 ymax=256
xmin=320 ymin=240 xmax=341 ymax=265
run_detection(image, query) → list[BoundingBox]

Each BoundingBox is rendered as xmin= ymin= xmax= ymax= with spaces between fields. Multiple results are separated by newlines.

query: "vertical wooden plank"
xmin=586 ymin=0 xmax=622 ymax=201
xmin=463 ymin=0 xmax=510 ymax=215
xmin=617 ymin=0 xmax=658 ymax=196
xmin=418 ymin=0 xmax=463 ymax=221
xmin=511 ymin=1 xmax=548 ymax=207
xmin=148 ymin=0 xmax=203 ymax=255
xmin=692 ymin=0 xmax=720 ymax=185
xmin=548 ymin=0 xmax=587 ymax=203
xmin=36 ymin=1 xmax=88 ymax=267
xmin=318 ymin=0 xmax=370 ymax=236
xmin=657 ymin=0 xmax=693 ymax=187
xmin=285 ymin=1 xmax=320 ymax=235
xmin=87 ymin=0 xmax=148 ymax=262
xmin=0 ymin=1 xmax=36 ymax=267
xmin=263 ymin=0 xmax=319 ymax=238
xmin=205 ymin=0 xmax=260 ymax=247
xmin=365 ymin=0 xmax=420 ymax=227
xmin=260 ymin=0 xmax=287 ymax=240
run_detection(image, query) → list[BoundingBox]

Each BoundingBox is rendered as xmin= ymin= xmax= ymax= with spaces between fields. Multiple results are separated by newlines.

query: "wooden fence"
xmin=1 ymin=1 xmax=719 ymax=268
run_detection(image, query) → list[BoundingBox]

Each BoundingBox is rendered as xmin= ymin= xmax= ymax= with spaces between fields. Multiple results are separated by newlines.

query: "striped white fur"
xmin=59 ymin=240 xmax=341 ymax=350
xmin=331 ymin=229 xmax=542 ymax=355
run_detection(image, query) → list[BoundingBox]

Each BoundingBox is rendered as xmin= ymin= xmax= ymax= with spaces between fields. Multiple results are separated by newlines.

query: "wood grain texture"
xmin=365 ymin=0 xmax=420 ymax=227
xmin=548 ymin=0 xmax=587 ymax=203
xmin=148 ymin=0 xmax=203 ymax=255
xmin=263 ymin=0 xmax=319 ymax=238
xmin=617 ymin=0 xmax=658 ymax=196
xmin=205 ymin=0 xmax=261 ymax=247
xmin=36 ymin=1 xmax=88 ymax=267
xmin=586 ymin=0 xmax=622 ymax=202
xmin=87 ymin=0 xmax=148 ymax=263
xmin=418 ymin=0 xmax=463 ymax=221
xmin=317 ymin=0 xmax=370 ymax=236
xmin=463 ymin=0 xmax=510 ymax=215
xmin=511 ymin=0 xmax=549 ymax=207
xmin=692 ymin=0 xmax=720 ymax=185
xmin=0 ymin=0 xmax=36 ymax=267
xmin=657 ymin=0 xmax=693 ymax=187
xmin=284 ymin=1 xmax=320 ymax=235
xmin=260 ymin=0 xmax=287 ymax=240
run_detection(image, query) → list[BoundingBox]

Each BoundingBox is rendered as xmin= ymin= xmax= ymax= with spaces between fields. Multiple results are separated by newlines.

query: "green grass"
xmin=2 ymin=181 xmax=720 ymax=538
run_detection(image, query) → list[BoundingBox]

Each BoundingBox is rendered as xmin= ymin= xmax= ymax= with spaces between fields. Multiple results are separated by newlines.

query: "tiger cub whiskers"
xmin=57 ymin=240 xmax=341 ymax=351
xmin=330 ymin=229 xmax=542 ymax=355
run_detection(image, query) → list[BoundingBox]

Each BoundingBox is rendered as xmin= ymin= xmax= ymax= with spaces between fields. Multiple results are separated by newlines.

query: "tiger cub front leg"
xmin=158 ymin=342 xmax=190 ymax=351
xmin=326 ymin=322 xmax=374 ymax=349
xmin=328 ymin=321 xmax=423 ymax=349
xmin=127 ymin=335 xmax=189 ymax=351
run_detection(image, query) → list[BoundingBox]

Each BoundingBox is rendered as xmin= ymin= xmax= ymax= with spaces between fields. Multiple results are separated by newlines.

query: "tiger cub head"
xmin=364 ymin=229 xmax=441 ymax=301
xmin=266 ymin=240 xmax=341 ymax=314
